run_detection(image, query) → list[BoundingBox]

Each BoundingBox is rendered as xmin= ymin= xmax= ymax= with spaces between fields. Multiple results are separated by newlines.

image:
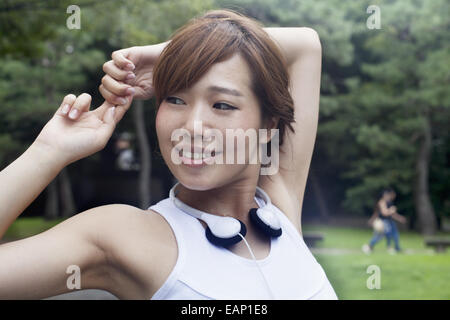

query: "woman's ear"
xmin=260 ymin=116 xmax=280 ymax=144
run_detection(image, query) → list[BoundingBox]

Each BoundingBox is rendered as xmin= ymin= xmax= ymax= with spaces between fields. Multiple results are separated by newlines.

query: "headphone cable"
xmin=237 ymin=233 xmax=275 ymax=299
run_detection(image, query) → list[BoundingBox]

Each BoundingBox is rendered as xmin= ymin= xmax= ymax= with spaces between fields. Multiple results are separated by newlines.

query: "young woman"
xmin=0 ymin=10 xmax=336 ymax=299
xmin=363 ymin=188 xmax=406 ymax=254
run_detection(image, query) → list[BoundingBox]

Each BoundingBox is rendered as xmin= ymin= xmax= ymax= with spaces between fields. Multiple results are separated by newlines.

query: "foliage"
xmin=219 ymin=0 xmax=449 ymax=222
xmin=0 ymin=0 xmax=448 ymax=227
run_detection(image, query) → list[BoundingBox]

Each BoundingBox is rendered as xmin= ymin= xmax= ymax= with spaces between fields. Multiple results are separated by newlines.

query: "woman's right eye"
xmin=166 ymin=96 xmax=185 ymax=105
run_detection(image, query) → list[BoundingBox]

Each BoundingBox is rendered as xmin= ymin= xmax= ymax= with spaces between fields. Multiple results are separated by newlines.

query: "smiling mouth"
xmin=179 ymin=149 xmax=218 ymax=160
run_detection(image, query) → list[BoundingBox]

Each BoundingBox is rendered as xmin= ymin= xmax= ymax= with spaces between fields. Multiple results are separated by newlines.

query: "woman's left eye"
xmin=214 ymin=102 xmax=237 ymax=110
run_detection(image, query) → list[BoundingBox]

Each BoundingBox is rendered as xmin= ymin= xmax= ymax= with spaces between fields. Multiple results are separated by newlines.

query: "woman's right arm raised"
xmin=0 ymin=93 xmax=129 ymax=236
xmin=0 ymin=93 xmax=134 ymax=298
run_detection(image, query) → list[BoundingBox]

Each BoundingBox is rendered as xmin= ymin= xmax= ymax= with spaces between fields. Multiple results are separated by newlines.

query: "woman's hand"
xmin=398 ymin=215 xmax=407 ymax=224
xmin=33 ymin=93 xmax=130 ymax=166
xmin=100 ymin=42 xmax=168 ymax=104
xmin=393 ymin=213 xmax=407 ymax=224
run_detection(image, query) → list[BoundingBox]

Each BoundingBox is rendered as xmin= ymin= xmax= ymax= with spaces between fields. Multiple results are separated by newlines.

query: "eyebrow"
xmin=207 ymin=85 xmax=244 ymax=97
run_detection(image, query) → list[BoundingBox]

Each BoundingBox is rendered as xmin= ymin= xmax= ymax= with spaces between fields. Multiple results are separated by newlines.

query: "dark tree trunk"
xmin=44 ymin=178 xmax=59 ymax=220
xmin=414 ymin=113 xmax=437 ymax=235
xmin=133 ymin=100 xmax=151 ymax=209
xmin=59 ymin=167 xmax=77 ymax=217
xmin=310 ymin=168 xmax=330 ymax=222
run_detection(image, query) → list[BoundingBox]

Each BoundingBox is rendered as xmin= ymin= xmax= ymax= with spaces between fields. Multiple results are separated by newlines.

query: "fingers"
xmin=94 ymin=101 xmax=118 ymax=145
xmin=59 ymin=94 xmax=76 ymax=115
xmin=99 ymin=84 xmax=120 ymax=105
xmin=102 ymin=60 xmax=135 ymax=82
xmin=70 ymin=93 xmax=92 ymax=120
xmin=100 ymin=48 xmax=137 ymax=104
xmin=111 ymin=49 xmax=135 ymax=71
xmin=101 ymin=74 xmax=134 ymax=97
xmin=96 ymin=100 xmax=116 ymax=124
xmin=93 ymin=96 xmax=132 ymax=125
xmin=59 ymin=93 xmax=91 ymax=120
xmin=100 ymin=75 xmax=135 ymax=105
xmin=113 ymin=97 xmax=133 ymax=123
xmin=95 ymin=98 xmax=131 ymax=141
xmin=99 ymin=84 xmax=133 ymax=106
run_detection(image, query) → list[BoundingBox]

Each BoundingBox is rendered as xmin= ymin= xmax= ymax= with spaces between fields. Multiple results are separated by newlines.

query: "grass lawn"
xmin=303 ymin=224 xmax=450 ymax=299
xmin=3 ymin=217 xmax=63 ymax=240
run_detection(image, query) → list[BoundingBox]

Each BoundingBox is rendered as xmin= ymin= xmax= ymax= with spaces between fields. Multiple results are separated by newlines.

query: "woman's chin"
xmin=173 ymin=169 xmax=226 ymax=191
xmin=175 ymin=179 xmax=217 ymax=192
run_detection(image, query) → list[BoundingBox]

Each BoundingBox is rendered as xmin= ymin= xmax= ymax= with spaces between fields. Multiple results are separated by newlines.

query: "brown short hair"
xmin=153 ymin=9 xmax=295 ymax=147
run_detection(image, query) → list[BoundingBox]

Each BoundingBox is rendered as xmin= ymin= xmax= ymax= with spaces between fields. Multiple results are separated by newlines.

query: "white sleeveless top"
xmin=147 ymin=194 xmax=338 ymax=300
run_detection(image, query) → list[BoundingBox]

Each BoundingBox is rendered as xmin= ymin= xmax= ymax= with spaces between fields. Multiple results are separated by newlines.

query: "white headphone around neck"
xmin=169 ymin=181 xmax=281 ymax=299
xmin=169 ymin=182 xmax=282 ymax=247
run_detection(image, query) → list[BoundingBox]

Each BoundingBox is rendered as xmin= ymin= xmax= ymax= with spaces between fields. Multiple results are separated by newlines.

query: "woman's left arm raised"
xmin=264 ymin=27 xmax=322 ymax=199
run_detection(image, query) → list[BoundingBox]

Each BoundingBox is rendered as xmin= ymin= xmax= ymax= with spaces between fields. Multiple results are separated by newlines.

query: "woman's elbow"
xmin=298 ymin=27 xmax=322 ymax=53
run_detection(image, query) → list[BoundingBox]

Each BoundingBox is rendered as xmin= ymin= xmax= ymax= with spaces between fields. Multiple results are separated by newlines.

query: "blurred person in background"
xmin=114 ymin=132 xmax=140 ymax=171
xmin=363 ymin=188 xmax=407 ymax=254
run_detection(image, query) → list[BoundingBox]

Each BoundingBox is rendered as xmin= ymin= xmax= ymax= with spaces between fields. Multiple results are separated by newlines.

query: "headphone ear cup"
xmin=249 ymin=208 xmax=282 ymax=237
xmin=205 ymin=219 xmax=247 ymax=247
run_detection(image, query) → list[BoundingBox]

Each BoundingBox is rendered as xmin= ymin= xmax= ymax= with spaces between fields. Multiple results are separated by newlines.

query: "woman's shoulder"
xmin=84 ymin=203 xmax=175 ymax=249
xmin=78 ymin=204 xmax=178 ymax=298
xmin=76 ymin=204 xmax=177 ymax=271
xmin=77 ymin=204 xmax=164 ymax=231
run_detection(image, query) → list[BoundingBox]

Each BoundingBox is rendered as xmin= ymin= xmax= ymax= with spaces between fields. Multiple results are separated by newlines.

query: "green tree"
xmin=216 ymin=0 xmax=449 ymax=234
xmin=315 ymin=0 xmax=449 ymax=234
xmin=0 ymin=26 xmax=105 ymax=217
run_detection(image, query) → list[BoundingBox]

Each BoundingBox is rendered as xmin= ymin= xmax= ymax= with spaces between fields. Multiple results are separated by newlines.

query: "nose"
xmin=183 ymin=102 xmax=215 ymax=141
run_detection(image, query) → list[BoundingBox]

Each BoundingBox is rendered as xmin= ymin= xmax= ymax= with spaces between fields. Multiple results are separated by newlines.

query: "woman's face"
xmin=155 ymin=53 xmax=267 ymax=191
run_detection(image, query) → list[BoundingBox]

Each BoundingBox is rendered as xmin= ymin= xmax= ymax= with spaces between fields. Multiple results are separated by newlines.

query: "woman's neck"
xmin=175 ymin=178 xmax=261 ymax=223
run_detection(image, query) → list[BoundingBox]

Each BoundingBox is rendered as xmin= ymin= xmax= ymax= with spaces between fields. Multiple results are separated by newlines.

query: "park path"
xmin=310 ymin=247 xmax=436 ymax=255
